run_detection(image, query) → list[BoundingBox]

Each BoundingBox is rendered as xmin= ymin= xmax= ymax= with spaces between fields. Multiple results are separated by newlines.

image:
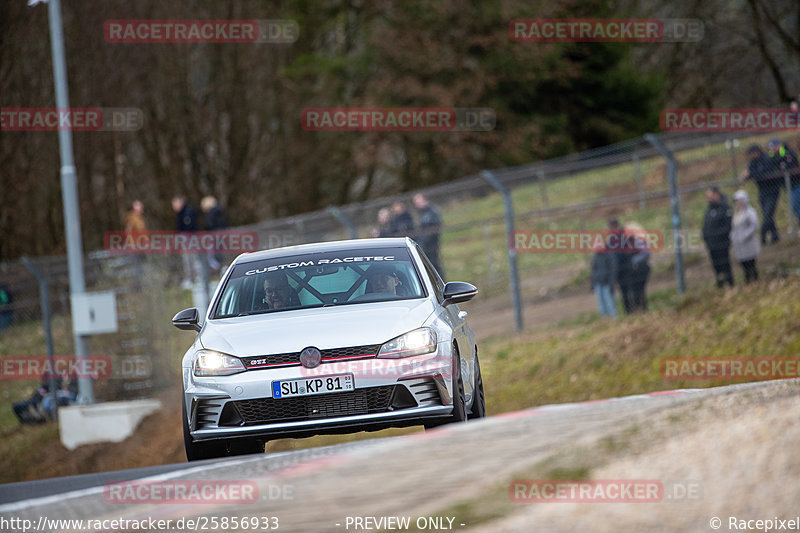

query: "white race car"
xmin=173 ymin=237 xmax=484 ymax=460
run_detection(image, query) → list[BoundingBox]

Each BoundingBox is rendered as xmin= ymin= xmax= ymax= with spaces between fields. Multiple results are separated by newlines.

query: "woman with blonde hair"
xmin=730 ymin=190 xmax=760 ymax=283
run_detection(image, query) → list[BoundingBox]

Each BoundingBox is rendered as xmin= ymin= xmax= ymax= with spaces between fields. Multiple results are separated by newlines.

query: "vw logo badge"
xmin=300 ymin=347 xmax=322 ymax=369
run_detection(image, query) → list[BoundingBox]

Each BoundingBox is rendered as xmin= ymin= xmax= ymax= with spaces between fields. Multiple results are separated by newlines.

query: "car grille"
xmin=229 ymin=385 xmax=397 ymax=425
xmin=241 ymin=344 xmax=381 ymax=370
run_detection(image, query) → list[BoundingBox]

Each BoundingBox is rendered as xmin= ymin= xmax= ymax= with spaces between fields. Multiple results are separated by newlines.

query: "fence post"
xmin=327 ymin=206 xmax=358 ymax=239
xmin=21 ymin=257 xmax=58 ymax=421
xmin=483 ymin=224 xmax=498 ymax=285
xmin=784 ymin=170 xmax=797 ymax=238
xmin=537 ymin=170 xmax=552 ymax=225
xmin=726 ymin=138 xmax=739 ymax=179
xmin=645 ymin=134 xmax=685 ymax=295
xmin=481 ymin=170 xmax=523 ymax=332
xmin=633 ymin=153 xmax=646 ymax=211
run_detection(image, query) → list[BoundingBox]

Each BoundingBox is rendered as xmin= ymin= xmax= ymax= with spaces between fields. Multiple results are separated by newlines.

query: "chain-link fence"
xmin=2 ymin=129 xmax=799 ymax=400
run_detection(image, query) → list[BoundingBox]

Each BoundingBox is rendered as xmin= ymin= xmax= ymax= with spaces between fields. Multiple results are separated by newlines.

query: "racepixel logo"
xmin=509 ymin=19 xmax=703 ymax=43
xmin=103 ymin=230 xmax=258 ymax=255
xmin=300 ymin=108 xmax=496 ymax=132
xmin=0 ymin=356 xmax=112 ymax=379
xmin=661 ymin=108 xmax=799 ymax=132
xmin=510 ymin=229 xmax=663 ymax=253
xmin=103 ymin=19 xmax=299 ymax=44
xmin=1 ymin=108 xmax=143 ymax=132
xmin=661 ymin=357 xmax=800 ymax=381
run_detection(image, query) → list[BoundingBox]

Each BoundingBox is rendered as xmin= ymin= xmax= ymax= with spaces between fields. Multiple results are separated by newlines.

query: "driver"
xmin=365 ymin=266 xmax=400 ymax=296
xmin=262 ymin=273 xmax=295 ymax=309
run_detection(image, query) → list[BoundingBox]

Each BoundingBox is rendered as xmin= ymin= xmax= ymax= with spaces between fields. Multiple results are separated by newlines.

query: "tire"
xmin=468 ymin=349 xmax=486 ymax=420
xmin=422 ymin=346 xmax=468 ymax=430
xmin=182 ymin=395 xmax=264 ymax=461
xmin=449 ymin=346 xmax=468 ymax=423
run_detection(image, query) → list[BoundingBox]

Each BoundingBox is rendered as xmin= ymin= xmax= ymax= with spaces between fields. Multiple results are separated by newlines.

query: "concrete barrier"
xmin=58 ymin=399 xmax=162 ymax=450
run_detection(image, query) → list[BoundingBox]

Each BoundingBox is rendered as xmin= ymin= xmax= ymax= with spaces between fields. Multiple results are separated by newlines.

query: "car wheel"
xmin=449 ymin=346 xmax=468 ymax=423
xmin=468 ymin=348 xmax=486 ymax=420
xmin=182 ymin=395 xmax=264 ymax=461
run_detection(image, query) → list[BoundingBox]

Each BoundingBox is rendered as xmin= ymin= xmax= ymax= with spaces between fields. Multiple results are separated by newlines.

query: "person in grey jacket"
xmin=591 ymin=243 xmax=618 ymax=318
xmin=730 ymin=189 xmax=761 ymax=284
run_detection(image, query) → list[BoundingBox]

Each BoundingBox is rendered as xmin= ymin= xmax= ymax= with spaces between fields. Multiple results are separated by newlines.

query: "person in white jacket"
xmin=730 ymin=190 xmax=761 ymax=284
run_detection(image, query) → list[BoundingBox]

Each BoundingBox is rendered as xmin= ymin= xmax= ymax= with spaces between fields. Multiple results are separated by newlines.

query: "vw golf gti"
xmin=173 ymin=237 xmax=484 ymax=460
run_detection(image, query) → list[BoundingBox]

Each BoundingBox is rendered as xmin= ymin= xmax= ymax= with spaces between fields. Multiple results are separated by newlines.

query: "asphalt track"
xmin=1 ymin=379 xmax=797 ymax=532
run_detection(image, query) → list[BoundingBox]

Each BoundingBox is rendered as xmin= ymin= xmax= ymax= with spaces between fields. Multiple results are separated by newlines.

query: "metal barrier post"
xmin=481 ymin=170 xmax=523 ymax=332
xmin=21 ymin=257 xmax=58 ymax=420
xmin=327 ymin=206 xmax=359 ymax=239
xmin=645 ymin=134 xmax=686 ymax=295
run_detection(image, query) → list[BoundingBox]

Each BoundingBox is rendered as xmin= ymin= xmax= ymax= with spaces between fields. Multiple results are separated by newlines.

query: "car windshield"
xmin=212 ymin=247 xmax=425 ymax=318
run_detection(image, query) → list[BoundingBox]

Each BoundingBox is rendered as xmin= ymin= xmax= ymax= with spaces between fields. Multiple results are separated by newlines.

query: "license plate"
xmin=272 ymin=374 xmax=354 ymax=399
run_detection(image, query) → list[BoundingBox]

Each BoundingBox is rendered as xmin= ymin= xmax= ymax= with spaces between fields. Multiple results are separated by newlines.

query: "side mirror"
xmin=442 ymin=281 xmax=478 ymax=306
xmin=172 ymin=308 xmax=201 ymax=332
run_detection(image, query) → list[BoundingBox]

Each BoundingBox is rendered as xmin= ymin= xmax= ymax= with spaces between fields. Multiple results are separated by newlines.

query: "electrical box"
xmin=71 ymin=291 xmax=118 ymax=335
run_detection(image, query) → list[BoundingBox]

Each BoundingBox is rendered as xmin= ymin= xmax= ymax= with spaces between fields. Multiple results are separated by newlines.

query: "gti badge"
xmin=300 ymin=347 xmax=322 ymax=369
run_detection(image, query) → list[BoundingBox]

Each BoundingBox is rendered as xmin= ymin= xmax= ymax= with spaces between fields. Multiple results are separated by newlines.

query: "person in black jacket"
xmin=608 ymin=218 xmax=634 ymax=314
xmin=389 ymin=201 xmax=415 ymax=238
xmin=767 ymin=138 xmax=800 ymax=228
xmin=201 ymin=196 xmax=228 ymax=273
xmin=702 ymin=187 xmax=734 ymax=288
xmin=742 ymin=145 xmax=782 ymax=244
xmin=172 ymin=196 xmax=199 ymax=288
xmin=412 ymin=193 xmax=444 ymax=278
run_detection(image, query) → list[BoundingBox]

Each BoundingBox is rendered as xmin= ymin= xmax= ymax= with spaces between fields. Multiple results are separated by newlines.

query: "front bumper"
xmin=184 ymin=348 xmax=454 ymax=442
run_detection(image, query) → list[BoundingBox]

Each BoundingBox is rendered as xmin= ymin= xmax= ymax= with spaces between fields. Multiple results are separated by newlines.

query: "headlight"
xmin=193 ymin=350 xmax=245 ymax=376
xmin=378 ymin=328 xmax=437 ymax=359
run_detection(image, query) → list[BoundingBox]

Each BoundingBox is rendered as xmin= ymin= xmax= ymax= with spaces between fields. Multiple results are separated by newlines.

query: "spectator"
xmin=625 ymin=221 xmax=651 ymax=312
xmin=608 ymin=218 xmax=634 ymax=314
xmin=590 ymin=242 xmax=617 ymax=318
xmin=389 ymin=201 xmax=414 ymax=238
xmin=201 ymin=196 xmax=228 ymax=273
xmin=172 ymin=196 xmax=199 ymax=289
xmin=412 ymin=193 xmax=444 ymax=278
xmin=12 ymin=372 xmax=55 ymax=424
xmin=123 ymin=200 xmax=147 ymax=288
xmin=767 ymin=138 xmax=800 ymax=227
xmin=741 ymin=145 xmax=781 ymax=244
xmin=730 ymin=190 xmax=761 ymax=284
xmin=124 ymin=200 xmax=147 ymax=232
xmin=40 ymin=372 xmax=78 ymax=416
xmin=0 ymin=284 xmax=13 ymax=330
xmin=702 ymin=186 xmax=734 ymax=288
xmin=372 ymin=208 xmax=393 ymax=238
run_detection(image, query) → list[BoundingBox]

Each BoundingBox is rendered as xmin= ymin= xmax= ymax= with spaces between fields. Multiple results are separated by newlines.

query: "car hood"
xmin=199 ymin=299 xmax=436 ymax=356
